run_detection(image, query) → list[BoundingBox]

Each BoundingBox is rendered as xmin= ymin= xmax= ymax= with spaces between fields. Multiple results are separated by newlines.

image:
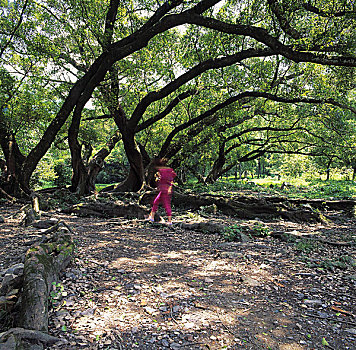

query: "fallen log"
xmin=62 ymin=199 xmax=149 ymax=218
xmin=18 ymin=223 xmax=74 ymax=332
xmin=0 ymin=328 xmax=60 ymax=350
xmin=65 ymin=191 xmax=339 ymax=223
xmin=279 ymin=198 xmax=356 ymax=211
xmin=0 ymin=221 xmax=75 ymax=350
xmin=169 ymin=192 xmax=323 ymax=222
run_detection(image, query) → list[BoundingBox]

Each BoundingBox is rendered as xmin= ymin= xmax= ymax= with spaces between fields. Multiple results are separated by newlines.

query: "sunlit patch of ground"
xmin=1 ymin=205 xmax=355 ymax=350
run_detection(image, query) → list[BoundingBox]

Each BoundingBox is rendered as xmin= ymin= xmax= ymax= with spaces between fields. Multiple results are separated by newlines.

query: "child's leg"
xmin=161 ymin=192 xmax=172 ymax=222
xmin=149 ymin=192 xmax=162 ymax=219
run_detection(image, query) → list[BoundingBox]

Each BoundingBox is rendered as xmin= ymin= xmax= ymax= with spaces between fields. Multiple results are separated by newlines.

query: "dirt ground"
xmin=0 ymin=202 xmax=355 ymax=350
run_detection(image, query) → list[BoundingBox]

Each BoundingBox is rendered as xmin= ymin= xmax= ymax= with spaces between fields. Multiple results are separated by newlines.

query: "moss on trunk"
xmin=18 ymin=225 xmax=74 ymax=333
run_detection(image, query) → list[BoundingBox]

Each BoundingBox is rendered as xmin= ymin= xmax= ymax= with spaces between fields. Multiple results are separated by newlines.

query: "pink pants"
xmin=152 ymin=191 xmax=172 ymax=216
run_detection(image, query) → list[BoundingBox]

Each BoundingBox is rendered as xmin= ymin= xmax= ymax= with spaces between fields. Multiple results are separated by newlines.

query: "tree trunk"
xmin=0 ymin=125 xmax=28 ymax=196
xmin=113 ymin=105 xmax=145 ymax=192
xmin=326 ymin=158 xmax=333 ymax=181
xmin=85 ymin=157 xmax=104 ymax=194
xmin=19 ymin=226 xmax=74 ymax=332
xmin=68 ymin=144 xmax=88 ymax=195
xmin=206 ymin=142 xmax=226 ymax=183
xmin=72 ymin=131 xmax=122 ymax=195
xmin=113 ymin=132 xmax=145 ymax=192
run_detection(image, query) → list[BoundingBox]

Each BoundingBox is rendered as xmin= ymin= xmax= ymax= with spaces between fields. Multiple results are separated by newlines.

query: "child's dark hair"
xmin=153 ymin=157 xmax=167 ymax=167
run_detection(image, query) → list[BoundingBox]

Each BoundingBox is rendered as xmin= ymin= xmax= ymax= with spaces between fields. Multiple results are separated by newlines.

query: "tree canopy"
xmin=0 ymin=0 xmax=355 ymax=196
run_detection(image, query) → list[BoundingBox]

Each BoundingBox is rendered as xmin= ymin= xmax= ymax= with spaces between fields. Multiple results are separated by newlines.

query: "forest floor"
xmin=0 ymin=199 xmax=356 ymax=350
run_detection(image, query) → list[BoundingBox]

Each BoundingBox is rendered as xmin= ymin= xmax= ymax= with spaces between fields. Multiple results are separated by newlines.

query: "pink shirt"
xmin=158 ymin=167 xmax=176 ymax=192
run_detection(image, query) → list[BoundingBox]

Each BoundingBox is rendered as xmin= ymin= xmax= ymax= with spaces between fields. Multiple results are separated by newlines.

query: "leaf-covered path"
xmin=43 ymin=211 xmax=355 ymax=350
xmin=1 ymin=204 xmax=355 ymax=349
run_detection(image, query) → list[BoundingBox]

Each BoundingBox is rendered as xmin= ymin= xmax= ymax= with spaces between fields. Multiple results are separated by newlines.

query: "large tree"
xmin=0 ymin=0 xmax=355 ymax=196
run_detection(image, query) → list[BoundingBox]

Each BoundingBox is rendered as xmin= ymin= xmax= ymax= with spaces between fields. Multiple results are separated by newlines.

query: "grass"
xmin=95 ymin=183 xmax=118 ymax=192
xmin=94 ymin=177 xmax=356 ymax=200
xmin=186 ymin=177 xmax=356 ymax=200
xmin=276 ymin=179 xmax=356 ymax=199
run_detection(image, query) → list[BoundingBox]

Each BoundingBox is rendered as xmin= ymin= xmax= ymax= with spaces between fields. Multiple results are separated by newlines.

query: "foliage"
xmin=1 ymin=0 xmax=356 ymax=196
xmin=251 ymin=222 xmax=271 ymax=237
xmin=50 ymin=281 xmax=64 ymax=308
xmin=96 ymin=162 xmax=128 ymax=184
xmin=54 ymin=158 xmax=72 ymax=187
xmin=302 ymin=253 xmax=356 ymax=271
xmin=276 ymin=179 xmax=356 ymax=199
xmin=295 ymin=239 xmax=319 ymax=253
xmin=315 ymin=255 xmax=356 ymax=271
xmin=223 ymin=224 xmax=243 ymax=242
xmin=188 ymin=178 xmax=261 ymax=194
xmin=31 ymin=155 xmax=59 ymax=189
xmin=185 ymin=177 xmax=356 ymax=200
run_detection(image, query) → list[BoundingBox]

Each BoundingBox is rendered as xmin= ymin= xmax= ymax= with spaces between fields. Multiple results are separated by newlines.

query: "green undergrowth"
xmin=223 ymin=222 xmax=271 ymax=242
xmin=185 ymin=178 xmax=356 ymax=200
xmin=96 ymin=183 xmax=118 ymax=192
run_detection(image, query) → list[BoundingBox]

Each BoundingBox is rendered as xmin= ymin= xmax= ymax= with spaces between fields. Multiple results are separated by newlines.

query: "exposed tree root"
xmin=61 ymin=190 xmax=338 ymax=223
xmin=0 ymin=328 xmax=61 ymax=350
xmin=0 ymin=186 xmax=16 ymax=202
xmin=62 ymin=199 xmax=149 ymax=219
xmin=0 ymin=221 xmax=75 ymax=350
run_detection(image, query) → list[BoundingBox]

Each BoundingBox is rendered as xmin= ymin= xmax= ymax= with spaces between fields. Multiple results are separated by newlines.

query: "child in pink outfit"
xmin=148 ymin=158 xmax=176 ymax=225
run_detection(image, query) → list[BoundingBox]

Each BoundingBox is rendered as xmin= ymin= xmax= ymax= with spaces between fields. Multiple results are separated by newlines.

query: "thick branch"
xmin=185 ymin=14 xmax=356 ymax=66
xmin=302 ymin=3 xmax=356 ymax=18
xmin=136 ymin=89 xmax=198 ymax=132
xmin=129 ymin=48 xmax=274 ymax=128
xmin=160 ymin=90 xmax=354 ymax=159
xmin=101 ymin=0 xmax=120 ymax=49
xmin=267 ymin=0 xmax=301 ymax=39
xmin=0 ymin=0 xmax=29 ymax=57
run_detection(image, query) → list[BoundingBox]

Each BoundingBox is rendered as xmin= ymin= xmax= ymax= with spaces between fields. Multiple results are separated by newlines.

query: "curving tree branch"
xmin=302 ymin=3 xmax=356 ymax=18
xmin=0 ymin=0 xmax=29 ymax=58
xmin=136 ymin=89 xmax=198 ymax=132
xmin=184 ymin=14 xmax=356 ymax=66
xmin=129 ymin=48 xmax=275 ymax=128
xmin=267 ymin=0 xmax=301 ymax=39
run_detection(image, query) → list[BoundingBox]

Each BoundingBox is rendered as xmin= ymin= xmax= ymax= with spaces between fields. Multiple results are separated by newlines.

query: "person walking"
xmin=147 ymin=158 xmax=176 ymax=225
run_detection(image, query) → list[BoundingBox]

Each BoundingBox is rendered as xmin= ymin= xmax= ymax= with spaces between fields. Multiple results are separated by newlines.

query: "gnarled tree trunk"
xmin=0 ymin=124 xmax=29 ymax=197
xmin=206 ymin=142 xmax=226 ymax=183
xmin=114 ymin=132 xmax=145 ymax=192
xmin=19 ymin=226 xmax=74 ymax=332
xmin=0 ymin=221 xmax=74 ymax=350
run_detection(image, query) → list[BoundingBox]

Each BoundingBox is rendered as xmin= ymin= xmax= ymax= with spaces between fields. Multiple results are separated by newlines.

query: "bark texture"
xmin=19 ymin=225 xmax=74 ymax=331
xmin=0 ymin=222 xmax=74 ymax=350
xmin=62 ymin=199 xmax=149 ymax=219
xmin=65 ymin=190 xmax=355 ymax=223
xmin=141 ymin=191 xmax=352 ymax=222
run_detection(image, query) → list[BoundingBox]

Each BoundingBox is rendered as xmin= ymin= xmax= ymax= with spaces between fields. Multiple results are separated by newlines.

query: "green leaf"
xmin=322 ymin=337 xmax=330 ymax=346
